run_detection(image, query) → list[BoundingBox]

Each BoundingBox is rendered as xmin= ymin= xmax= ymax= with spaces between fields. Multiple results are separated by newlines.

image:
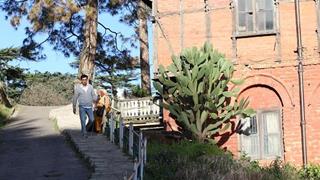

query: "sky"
xmin=0 ymin=10 xmax=147 ymax=75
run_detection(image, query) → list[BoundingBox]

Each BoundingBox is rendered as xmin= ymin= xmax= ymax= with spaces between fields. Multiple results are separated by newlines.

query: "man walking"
xmin=73 ymin=74 xmax=97 ymax=137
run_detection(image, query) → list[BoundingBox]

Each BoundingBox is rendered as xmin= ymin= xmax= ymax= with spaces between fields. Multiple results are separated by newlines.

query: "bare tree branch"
xmin=95 ymin=60 xmax=111 ymax=72
xmin=97 ymin=21 xmax=121 ymax=51
xmin=69 ymin=14 xmax=81 ymax=39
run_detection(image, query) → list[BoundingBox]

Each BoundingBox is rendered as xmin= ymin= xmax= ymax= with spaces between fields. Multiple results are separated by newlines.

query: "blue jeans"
xmin=79 ymin=106 xmax=94 ymax=135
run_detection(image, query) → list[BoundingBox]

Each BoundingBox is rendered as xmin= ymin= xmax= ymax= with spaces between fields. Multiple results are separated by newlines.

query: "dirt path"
xmin=0 ymin=105 xmax=90 ymax=180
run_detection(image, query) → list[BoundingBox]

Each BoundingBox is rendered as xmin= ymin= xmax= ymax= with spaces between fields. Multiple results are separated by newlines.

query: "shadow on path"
xmin=0 ymin=106 xmax=90 ymax=180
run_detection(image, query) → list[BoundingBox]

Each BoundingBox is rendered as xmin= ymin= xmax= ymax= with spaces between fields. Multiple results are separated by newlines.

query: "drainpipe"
xmin=294 ymin=0 xmax=307 ymax=168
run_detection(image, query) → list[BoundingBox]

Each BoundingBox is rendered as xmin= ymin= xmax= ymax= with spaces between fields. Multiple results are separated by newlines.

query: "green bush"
xmin=147 ymin=140 xmax=228 ymax=159
xmin=145 ymin=140 xmax=311 ymax=180
xmin=262 ymin=159 xmax=299 ymax=180
xmin=145 ymin=140 xmax=232 ymax=180
xmin=299 ymin=164 xmax=320 ymax=180
xmin=0 ymin=104 xmax=13 ymax=128
xmin=123 ymin=85 xmax=150 ymax=98
xmin=236 ymin=155 xmax=300 ymax=180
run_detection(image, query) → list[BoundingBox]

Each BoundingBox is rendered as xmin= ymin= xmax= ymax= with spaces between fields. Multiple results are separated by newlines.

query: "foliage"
xmin=299 ymin=164 xmax=320 ymax=180
xmin=1 ymin=0 xmax=136 ymax=79
xmin=0 ymin=0 xmax=112 ymax=58
xmin=153 ymin=43 xmax=255 ymax=142
xmin=19 ymin=72 xmax=75 ymax=106
xmin=260 ymin=159 xmax=300 ymax=180
xmin=1 ymin=1 xmax=142 ymax=98
xmin=237 ymin=155 xmax=300 ymax=180
xmin=0 ymin=47 xmax=20 ymax=62
xmin=0 ymin=47 xmax=27 ymax=85
xmin=106 ymin=0 xmax=151 ymax=40
xmin=0 ymin=104 xmax=13 ymax=128
xmin=145 ymin=140 xmax=311 ymax=180
xmin=123 ymin=85 xmax=149 ymax=98
xmin=0 ymin=47 xmax=32 ymax=106
xmin=0 ymin=49 xmax=72 ymax=106
xmin=147 ymin=140 xmax=228 ymax=159
xmin=145 ymin=140 xmax=231 ymax=180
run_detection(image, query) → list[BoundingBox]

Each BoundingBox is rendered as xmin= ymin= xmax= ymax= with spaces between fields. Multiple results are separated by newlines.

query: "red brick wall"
xmin=155 ymin=0 xmax=320 ymax=165
xmin=156 ymin=0 xmax=319 ymax=67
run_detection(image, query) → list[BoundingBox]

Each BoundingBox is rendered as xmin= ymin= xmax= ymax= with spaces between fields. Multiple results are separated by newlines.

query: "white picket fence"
xmin=106 ymin=107 xmax=147 ymax=180
xmin=116 ymin=97 xmax=160 ymax=122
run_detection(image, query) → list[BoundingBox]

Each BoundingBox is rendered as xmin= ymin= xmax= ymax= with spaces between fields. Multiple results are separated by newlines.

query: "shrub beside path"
xmin=50 ymin=105 xmax=133 ymax=180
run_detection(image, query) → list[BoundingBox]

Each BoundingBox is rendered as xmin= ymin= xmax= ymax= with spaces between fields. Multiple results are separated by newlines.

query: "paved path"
xmin=0 ymin=105 xmax=90 ymax=180
xmin=50 ymin=105 xmax=133 ymax=180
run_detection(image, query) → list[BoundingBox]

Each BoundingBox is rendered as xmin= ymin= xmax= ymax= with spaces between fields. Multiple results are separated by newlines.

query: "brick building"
xmin=151 ymin=0 xmax=320 ymax=165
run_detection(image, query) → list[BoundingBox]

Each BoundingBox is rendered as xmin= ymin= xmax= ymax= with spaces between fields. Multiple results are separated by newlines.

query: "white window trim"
xmin=238 ymin=107 xmax=284 ymax=160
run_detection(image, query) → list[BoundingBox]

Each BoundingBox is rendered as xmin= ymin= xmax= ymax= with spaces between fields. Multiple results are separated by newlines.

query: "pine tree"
xmin=106 ymin=0 xmax=152 ymax=94
xmin=0 ymin=48 xmax=26 ymax=107
xmin=0 ymin=0 xmax=135 ymax=81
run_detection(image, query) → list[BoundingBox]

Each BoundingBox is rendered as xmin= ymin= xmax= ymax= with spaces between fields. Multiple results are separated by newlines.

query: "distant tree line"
xmin=19 ymin=72 xmax=75 ymax=106
xmin=0 ymin=46 xmax=147 ymax=107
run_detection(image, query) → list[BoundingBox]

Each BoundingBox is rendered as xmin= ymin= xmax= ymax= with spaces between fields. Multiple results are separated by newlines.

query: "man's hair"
xmin=80 ymin=74 xmax=88 ymax=80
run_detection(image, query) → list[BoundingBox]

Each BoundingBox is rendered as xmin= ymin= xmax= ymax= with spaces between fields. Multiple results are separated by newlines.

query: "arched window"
xmin=240 ymin=108 xmax=282 ymax=160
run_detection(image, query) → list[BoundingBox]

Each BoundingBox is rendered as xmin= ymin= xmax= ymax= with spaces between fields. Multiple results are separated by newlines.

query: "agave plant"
xmin=153 ymin=43 xmax=254 ymax=142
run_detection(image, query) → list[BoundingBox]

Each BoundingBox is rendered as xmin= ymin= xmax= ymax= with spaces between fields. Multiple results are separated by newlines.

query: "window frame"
xmin=239 ymin=108 xmax=283 ymax=160
xmin=234 ymin=0 xmax=277 ymax=37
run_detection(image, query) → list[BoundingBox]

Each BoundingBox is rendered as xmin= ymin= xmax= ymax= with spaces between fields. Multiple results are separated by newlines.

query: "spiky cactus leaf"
xmin=231 ymin=79 xmax=245 ymax=85
xmin=153 ymin=81 xmax=163 ymax=95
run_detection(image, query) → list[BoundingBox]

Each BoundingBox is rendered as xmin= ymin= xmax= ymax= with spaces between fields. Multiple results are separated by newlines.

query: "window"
xmin=236 ymin=0 xmax=275 ymax=35
xmin=240 ymin=109 xmax=282 ymax=160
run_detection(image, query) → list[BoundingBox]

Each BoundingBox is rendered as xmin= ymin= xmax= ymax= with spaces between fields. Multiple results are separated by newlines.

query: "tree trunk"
xmin=0 ymin=81 xmax=12 ymax=108
xmin=78 ymin=0 xmax=98 ymax=82
xmin=138 ymin=0 xmax=151 ymax=95
xmin=111 ymin=85 xmax=118 ymax=99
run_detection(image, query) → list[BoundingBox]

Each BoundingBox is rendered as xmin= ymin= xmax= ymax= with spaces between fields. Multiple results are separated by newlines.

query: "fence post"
xmin=144 ymin=137 xmax=147 ymax=164
xmin=108 ymin=115 xmax=111 ymax=139
xmin=119 ymin=118 xmax=124 ymax=149
xmin=139 ymin=132 xmax=143 ymax=180
xmin=133 ymin=158 xmax=138 ymax=180
xmin=102 ymin=111 xmax=107 ymax=134
xmin=139 ymin=132 xmax=142 ymax=161
xmin=129 ymin=123 xmax=134 ymax=156
xmin=110 ymin=114 xmax=114 ymax=143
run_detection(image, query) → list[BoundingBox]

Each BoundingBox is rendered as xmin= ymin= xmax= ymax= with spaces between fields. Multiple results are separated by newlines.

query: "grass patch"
xmin=0 ymin=104 xmax=14 ymax=128
xmin=51 ymin=118 xmax=60 ymax=132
